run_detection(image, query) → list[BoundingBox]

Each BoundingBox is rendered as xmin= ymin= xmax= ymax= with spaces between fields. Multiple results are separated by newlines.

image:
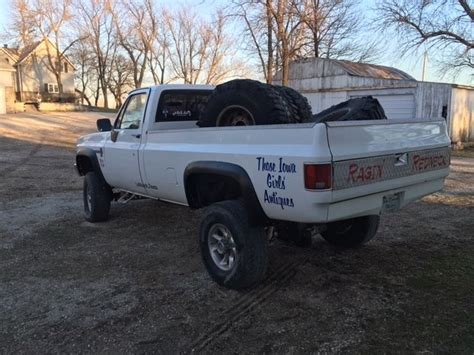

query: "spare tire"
xmin=312 ymin=96 xmax=387 ymax=123
xmin=198 ymin=79 xmax=293 ymax=127
xmin=274 ymin=86 xmax=313 ymax=123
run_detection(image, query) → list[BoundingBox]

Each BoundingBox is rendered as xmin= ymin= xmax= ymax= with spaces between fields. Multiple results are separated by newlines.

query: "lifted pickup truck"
xmin=76 ymin=83 xmax=451 ymax=289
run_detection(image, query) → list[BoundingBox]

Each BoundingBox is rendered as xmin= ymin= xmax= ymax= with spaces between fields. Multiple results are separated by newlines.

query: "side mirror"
xmin=97 ymin=118 xmax=112 ymax=132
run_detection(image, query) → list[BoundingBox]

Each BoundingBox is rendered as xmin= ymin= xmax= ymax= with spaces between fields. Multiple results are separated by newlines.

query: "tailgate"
xmin=325 ymin=119 xmax=451 ymax=193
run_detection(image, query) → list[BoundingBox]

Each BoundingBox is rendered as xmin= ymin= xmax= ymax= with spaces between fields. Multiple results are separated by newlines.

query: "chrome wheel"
xmin=217 ymin=106 xmax=255 ymax=126
xmin=208 ymin=223 xmax=237 ymax=271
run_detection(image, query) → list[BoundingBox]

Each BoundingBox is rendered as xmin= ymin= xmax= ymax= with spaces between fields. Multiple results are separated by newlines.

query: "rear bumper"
xmin=325 ymin=177 xmax=445 ymax=222
xmin=289 ymin=170 xmax=448 ymax=224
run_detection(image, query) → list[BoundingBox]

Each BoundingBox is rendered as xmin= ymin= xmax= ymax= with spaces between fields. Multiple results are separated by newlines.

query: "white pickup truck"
xmin=75 ymin=82 xmax=451 ymax=289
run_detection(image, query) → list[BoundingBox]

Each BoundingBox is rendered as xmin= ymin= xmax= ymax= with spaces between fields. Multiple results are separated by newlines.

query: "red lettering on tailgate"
xmin=348 ymin=164 xmax=358 ymax=182
xmin=413 ymin=154 xmax=447 ymax=171
xmin=348 ymin=163 xmax=383 ymax=183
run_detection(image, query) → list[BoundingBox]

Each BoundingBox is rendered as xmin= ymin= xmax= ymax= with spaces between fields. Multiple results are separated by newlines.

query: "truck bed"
xmin=140 ymin=119 xmax=450 ymax=223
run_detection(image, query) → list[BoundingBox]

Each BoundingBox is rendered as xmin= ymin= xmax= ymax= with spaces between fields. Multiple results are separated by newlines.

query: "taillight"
xmin=304 ymin=164 xmax=332 ymax=190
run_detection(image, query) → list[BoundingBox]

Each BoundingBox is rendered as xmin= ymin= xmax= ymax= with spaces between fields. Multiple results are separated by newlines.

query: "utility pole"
xmin=421 ymin=51 xmax=428 ymax=81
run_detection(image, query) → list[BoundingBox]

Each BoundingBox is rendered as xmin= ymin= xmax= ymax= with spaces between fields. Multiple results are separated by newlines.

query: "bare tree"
xmin=28 ymin=0 xmax=79 ymax=96
xmin=148 ymin=12 xmax=169 ymax=85
xmin=297 ymin=0 xmax=375 ymax=61
xmin=70 ymin=40 xmax=94 ymax=105
xmin=112 ymin=0 xmax=158 ymax=88
xmin=270 ymin=0 xmax=306 ymax=85
xmin=75 ymin=0 xmax=116 ymax=108
xmin=8 ymin=0 xmax=80 ymax=96
xmin=6 ymin=0 xmax=37 ymax=46
xmin=233 ymin=0 xmax=305 ymax=85
xmin=108 ymin=54 xmax=134 ymax=108
xmin=232 ymin=0 xmax=276 ymax=83
xmin=165 ymin=6 xmax=246 ymax=84
xmin=234 ymin=0 xmax=377 ymax=84
xmin=164 ymin=7 xmax=204 ymax=84
xmin=376 ymin=0 xmax=473 ymax=76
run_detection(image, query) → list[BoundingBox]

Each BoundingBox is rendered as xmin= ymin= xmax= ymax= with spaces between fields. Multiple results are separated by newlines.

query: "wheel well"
xmin=76 ymin=155 xmax=94 ymax=176
xmin=186 ymin=173 xmax=242 ymax=209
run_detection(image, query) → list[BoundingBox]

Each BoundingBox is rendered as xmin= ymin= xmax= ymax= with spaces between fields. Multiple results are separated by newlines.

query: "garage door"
xmin=0 ymin=86 xmax=6 ymax=114
xmin=350 ymin=94 xmax=415 ymax=120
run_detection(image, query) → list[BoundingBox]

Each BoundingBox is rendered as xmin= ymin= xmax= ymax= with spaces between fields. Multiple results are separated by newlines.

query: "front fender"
xmin=75 ymin=147 xmax=107 ymax=184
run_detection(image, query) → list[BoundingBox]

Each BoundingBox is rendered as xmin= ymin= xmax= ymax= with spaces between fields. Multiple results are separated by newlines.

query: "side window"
xmin=156 ymin=91 xmax=211 ymax=122
xmin=117 ymin=92 xmax=148 ymax=129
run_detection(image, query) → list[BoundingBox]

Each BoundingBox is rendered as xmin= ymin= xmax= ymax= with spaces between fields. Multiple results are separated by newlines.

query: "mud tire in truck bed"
xmin=312 ymin=96 xmax=387 ymax=123
xmin=274 ymin=86 xmax=313 ymax=123
xmin=198 ymin=79 xmax=293 ymax=127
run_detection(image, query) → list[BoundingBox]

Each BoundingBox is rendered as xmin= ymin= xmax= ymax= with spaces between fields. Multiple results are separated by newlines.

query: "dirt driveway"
xmin=0 ymin=112 xmax=473 ymax=353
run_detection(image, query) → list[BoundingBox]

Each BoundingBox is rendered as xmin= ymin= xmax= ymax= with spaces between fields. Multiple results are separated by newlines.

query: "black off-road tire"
xmin=321 ymin=216 xmax=380 ymax=248
xmin=83 ymin=172 xmax=112 ymax=222
xmin=312 ymin=96 xmax=387 ymax=123
xmin=274 ymin=86 xmax=313 ymax=123
xmin=199 ymin=200 xmax=268 ymax=289
xmin=277 ymin=222 xmax=312 ymax=247
xmin=198 ymin=79 xmax=293 ymax=127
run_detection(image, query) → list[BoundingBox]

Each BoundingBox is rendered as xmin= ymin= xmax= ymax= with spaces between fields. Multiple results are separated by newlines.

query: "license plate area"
xmin=382 ymin=192 xmax=402 ymax=213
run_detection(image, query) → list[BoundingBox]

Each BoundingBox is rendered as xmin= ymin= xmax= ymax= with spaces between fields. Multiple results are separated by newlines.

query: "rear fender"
xmin=184 ymin=161 xmax=267 ymax=225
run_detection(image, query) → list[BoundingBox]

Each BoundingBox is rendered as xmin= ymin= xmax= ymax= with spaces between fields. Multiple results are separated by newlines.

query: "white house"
xmin=0 ymin=38 xmax=76 ymax=113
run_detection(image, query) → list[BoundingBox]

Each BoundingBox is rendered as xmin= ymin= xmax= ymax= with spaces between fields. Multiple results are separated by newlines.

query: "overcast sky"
xmin=0 ymin=0 xmax=471 ymax=86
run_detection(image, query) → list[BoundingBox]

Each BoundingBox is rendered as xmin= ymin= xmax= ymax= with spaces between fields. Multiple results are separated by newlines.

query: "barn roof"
xmin=277 ymin=57 xmax=416 ymax=82
xmin=335 ymin=59 xmax=415 ymax=81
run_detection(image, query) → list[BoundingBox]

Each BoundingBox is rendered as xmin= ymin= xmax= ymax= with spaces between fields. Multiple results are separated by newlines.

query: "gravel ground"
xmin=0 ymin=112 xmax=473 ymax=353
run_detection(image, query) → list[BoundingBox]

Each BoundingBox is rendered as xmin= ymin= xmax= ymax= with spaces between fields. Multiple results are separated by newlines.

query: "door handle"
xmin=132 ymin=134 xmax=141 ymax=139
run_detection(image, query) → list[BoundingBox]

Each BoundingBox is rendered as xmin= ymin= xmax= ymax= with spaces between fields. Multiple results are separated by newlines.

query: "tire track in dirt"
xmin=189 ymin=251 xmax=312 ymax=352
xmin=0 ymin=140 xmax=44 ymax=178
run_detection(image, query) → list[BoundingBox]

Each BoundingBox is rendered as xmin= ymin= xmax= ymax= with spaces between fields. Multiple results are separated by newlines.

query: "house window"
xmin=55 ymin=60 xmax=67 ymax=73
xmin=45 ymin=83 xmax=59 ymax=93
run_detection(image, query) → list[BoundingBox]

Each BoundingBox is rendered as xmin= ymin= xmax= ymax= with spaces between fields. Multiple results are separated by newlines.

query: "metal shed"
xmin=274 ymin=58 xmax=474 ymax=143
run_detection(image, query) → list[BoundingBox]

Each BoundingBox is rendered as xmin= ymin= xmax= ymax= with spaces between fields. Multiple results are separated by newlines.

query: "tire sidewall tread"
xmin=199 ymin=200 xmax=268 ymax=289
xmin=83 ymin=172 xmax=111 ymax=223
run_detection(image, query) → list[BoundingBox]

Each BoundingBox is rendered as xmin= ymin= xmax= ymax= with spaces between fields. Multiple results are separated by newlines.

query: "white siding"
xmin=304 ymin=91 xmax=348 ymax=114
xmin=450 ymin=87 xmax=474 ymax=142
xmin=0 ymin=70 xmax=14 ymax=87
xmin=415 ymin=82 xmax=451 ymax=120
xmin=304 ymin=90 xmax=417 ymax=119
xmin=349 ymin=90 xmax=416 ymax=120
xmin=18 ymin=40 xmax=75 ymax=95
xmin=370 ymin=94 xmax=415 ymax=120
